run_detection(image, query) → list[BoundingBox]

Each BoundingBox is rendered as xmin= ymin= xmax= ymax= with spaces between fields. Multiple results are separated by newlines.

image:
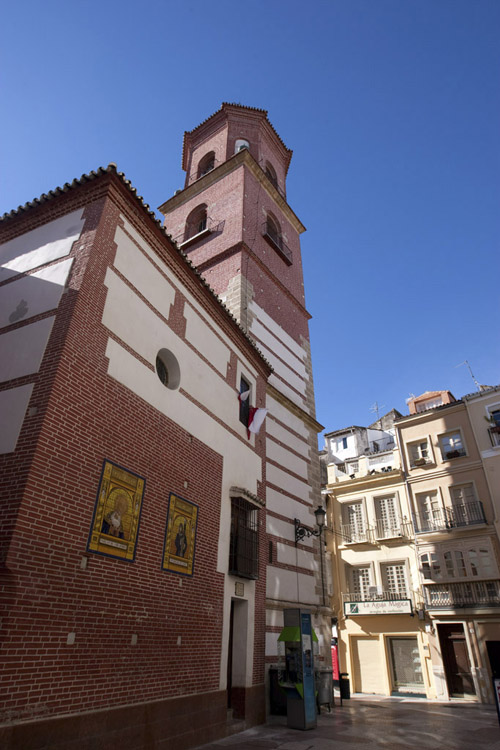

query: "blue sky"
xmin=2 ymin=0 xmax=499 ymax=437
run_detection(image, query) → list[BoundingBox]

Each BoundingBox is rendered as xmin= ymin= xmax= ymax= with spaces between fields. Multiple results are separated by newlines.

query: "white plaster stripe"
xmin=248 ymin=300 xmax=306 ymax=365
xmin=266 ymin=438 xmax=308 ymax=479
xmin=266 ymin=417 xmax=309 ymax=458
xmin=253 ymin=338 xmax=306 ymax=395
xmin=250 ymin=317 xmax=307 ymax=379
xmin=266 ymin=395 xmax=309 ymax=439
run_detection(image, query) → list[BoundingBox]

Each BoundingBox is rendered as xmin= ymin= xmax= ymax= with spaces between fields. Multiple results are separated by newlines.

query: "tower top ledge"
xmin=182 ymin=103 xmax=293 ymax=174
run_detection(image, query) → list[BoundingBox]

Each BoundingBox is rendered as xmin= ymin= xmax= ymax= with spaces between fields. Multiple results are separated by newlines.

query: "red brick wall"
xmin=0 ymin=180 xmax=268 ymax=728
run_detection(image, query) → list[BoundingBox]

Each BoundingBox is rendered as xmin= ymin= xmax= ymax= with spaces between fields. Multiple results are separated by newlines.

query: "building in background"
xmin=323 ymin=391 xmax=500 ymax=703
xmin=160 ymin=104 xmax=331 ymax=685
xmin=323 ymin=410 xmax=433 ymax=698
xmin=398 ymin=389 xmax=500 ymax=704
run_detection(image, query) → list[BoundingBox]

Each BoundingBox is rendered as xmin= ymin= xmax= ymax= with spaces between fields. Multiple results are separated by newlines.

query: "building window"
xmin=265 ymin=162 xmax=278 ymax=189
xmin=266 ymin=213 xmax=281 ymax=247
xmin=439 ymin=431 xmax=466 ymax=460
xmin=350 ymin=566 xmax=371 ymax=597
xmin=487 ymin=407 xmax=500 ymax=446
xmin=421 ymin=541 xmax=496 ymax=582
xmin=235 ymin=138 xmax=249 ymax=153
xmin=262 ymin=212 xmax=292 ymax=264
xmin=155 ymin=349 xmax=181 ymax=390
xmin=408 ymin=440 xmax=430 ymax=466
xmin=420 ymin=552 xmax=441 ymax=580
xmin=197 ymin=151 xmax=215 ymax=178
xmin=184 ymin=204 xmax=208 ymax=242
xmin=342 ymin=501 xmax=366 ymax=543
xmin=239 ymin=375 xmax=251 ymax=427
xmin=229 ymin=497 xmax=259 ymax=579
xmin=374 ymin=494 xmax=400 ymax=538
xmin=381 ymin=562 xmax=408 ymax=597
xmin=415 ymin=491 xmax=442 ymax=532
xmin=449 ymin=483 xmax=480 ymax=527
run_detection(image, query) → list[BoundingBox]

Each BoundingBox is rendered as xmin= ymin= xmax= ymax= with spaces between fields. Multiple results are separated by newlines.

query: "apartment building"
xmin=398 ymin=390 xmax=500 ymax=703
xmin=324 ymin=412 xmax=434 ymax=698
xmin=324 ymin=392 xmax=500 ymax=703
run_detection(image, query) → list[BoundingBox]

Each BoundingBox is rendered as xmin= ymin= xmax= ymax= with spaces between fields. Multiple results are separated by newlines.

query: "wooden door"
xmin=438 ymin=624 xmax=476 ymax=696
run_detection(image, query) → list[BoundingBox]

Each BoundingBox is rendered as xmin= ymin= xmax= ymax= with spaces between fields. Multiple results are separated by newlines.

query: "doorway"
xmin=438 ymin=624 xmax=476 ymax=697
xmin=226 ymin=598 xmax=249 ymax=715
xmin=388 ymin=637 xmax=425 ymax=694
xmin=486 ymin=641 xmax=500 ymax=679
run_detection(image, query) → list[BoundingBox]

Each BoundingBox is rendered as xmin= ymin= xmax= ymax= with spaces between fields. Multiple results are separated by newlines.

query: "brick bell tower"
xmin=159 ymin=103 xmax=330 ymax=682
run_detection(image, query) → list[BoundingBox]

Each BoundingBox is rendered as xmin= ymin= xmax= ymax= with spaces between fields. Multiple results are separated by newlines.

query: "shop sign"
xmin=344 ymin=599 xmax=413 ymax=616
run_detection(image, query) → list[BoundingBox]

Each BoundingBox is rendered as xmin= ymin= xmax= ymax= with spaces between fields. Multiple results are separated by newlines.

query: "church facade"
xmin=0 ymin=105 xmax=328 ymax=749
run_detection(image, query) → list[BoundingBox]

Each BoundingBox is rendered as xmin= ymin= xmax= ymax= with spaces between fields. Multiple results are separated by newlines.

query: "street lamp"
xmin=294 ymin=506 xmax=327 ymax=606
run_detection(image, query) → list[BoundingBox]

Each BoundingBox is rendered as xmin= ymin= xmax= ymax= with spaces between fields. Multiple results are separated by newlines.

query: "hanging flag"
xmin=247 ymin=407 xmax=268 ymax=437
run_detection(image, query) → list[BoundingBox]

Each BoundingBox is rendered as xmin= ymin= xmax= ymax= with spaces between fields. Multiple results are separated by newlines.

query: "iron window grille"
xmin=229 ymin=497 xmax=259 ymax=579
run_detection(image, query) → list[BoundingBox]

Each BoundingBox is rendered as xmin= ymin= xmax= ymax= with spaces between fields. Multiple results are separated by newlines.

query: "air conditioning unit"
xmin=368 ymin=585 xmax=383 ymax=598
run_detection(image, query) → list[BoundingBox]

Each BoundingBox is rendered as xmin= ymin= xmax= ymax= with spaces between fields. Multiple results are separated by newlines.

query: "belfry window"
xmin=184 ymin=204 xmax=208 ymax=242
xmin=266 ymin=213 xmax=281 ymax=248
xmin=265 ymin=162 xmax=278 ymax=190
xmin=235 ymin=139 xmax=250 ymax=153
xmin=262 ymin=212 xmax=292 ymax=264
xmin=197 ymin=152 xmax=215 ymax=179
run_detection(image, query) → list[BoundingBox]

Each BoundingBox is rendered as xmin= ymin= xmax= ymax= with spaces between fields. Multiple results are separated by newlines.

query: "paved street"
xmin=198 ymin=697 xmax=500 ymax=750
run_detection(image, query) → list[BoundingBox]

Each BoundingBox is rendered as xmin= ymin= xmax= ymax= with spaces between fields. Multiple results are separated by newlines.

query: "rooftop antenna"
xmin=370 ymin=402 xmax=385 ymax=423
xmin=456 ymin=360 xmax=481 ymax=392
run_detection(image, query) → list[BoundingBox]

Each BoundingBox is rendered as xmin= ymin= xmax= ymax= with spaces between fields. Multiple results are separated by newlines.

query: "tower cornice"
xmin=159 ymin=148 xmax=306 ymax=234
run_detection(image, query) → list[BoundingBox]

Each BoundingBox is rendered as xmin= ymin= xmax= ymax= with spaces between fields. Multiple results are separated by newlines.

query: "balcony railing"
xmin=341 ymin=524 xmax=373 ymax=544
xmin=262 ymin=223 xmax=293 ymax=265
xmin=374 ymin=518 xmax=413 ymax=540
xmin=342 ymin=519 xmax=413 ymax=543
xmin=413 ymin=501 xmax=486 ymax=534
xmin=424 ymin=580 xmax=500 ymax=609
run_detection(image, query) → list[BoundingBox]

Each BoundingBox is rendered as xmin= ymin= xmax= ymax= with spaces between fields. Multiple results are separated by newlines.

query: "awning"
xmin=278 ymin=626 xmax=319 ymax=643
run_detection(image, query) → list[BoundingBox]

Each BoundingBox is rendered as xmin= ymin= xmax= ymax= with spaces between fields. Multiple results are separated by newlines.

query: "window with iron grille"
xmin=229 ymin=497 xmax=259 ymax=579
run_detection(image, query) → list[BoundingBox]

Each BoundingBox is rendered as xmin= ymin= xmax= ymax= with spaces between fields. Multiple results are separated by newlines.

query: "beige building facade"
xmin=324 ymin=420 xmax=436 ymax=699
xmin=324 ymin=390 xmax=500 ymax=704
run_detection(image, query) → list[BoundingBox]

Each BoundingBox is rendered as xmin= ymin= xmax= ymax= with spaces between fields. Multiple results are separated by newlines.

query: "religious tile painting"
xmin=162 ymin=493 xmax=198 ymax=576
xmin=87 ymin=460 xmax=145 ymax=562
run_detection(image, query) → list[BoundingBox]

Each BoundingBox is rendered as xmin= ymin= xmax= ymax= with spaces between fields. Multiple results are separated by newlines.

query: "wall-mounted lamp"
xmin=295 ymin=506 xmax=327 ymax=607
xmin=294 ymin=506 xmax=326 ymax=544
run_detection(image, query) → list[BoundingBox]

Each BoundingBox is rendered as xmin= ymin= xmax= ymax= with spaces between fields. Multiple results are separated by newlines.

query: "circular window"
xmin=155 ymin=349 xmax=180 ymax=390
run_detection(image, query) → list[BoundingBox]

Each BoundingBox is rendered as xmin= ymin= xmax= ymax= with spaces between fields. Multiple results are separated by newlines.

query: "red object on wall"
xmin=331 ymin=644 xmax=339 ymax=681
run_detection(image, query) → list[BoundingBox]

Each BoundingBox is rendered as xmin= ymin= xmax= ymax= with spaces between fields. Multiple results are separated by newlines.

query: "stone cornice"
xmin=158 ymin=149 xmax=306 ymax=234
xmin=325 ymin=469 xmax=406 ymax=496
xmin=267 ymin=382 xmax=323 ymax=434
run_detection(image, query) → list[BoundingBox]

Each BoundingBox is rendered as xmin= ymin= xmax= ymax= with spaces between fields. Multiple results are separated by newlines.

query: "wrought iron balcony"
xmin=374 ymin=518 xmax=413 ymax=540
xmin=424 ymin=580 xmax=500 ymax=609
xmin=341 ymin=523 xmax=373 ymax=544
xmin=261 ymin=223 xmax=293 ymax=264
xmin=413 ymin=501 xmax=486 ymax=534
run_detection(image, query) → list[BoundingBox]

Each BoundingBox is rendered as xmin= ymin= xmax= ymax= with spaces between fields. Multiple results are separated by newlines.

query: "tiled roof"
xmin=0 ymin=164 xmax=273 ymax=373
xmin=395 ymin=399 xmax=463 ymax=422
xmin=324 ymin=425 xmax=366 ymax=438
